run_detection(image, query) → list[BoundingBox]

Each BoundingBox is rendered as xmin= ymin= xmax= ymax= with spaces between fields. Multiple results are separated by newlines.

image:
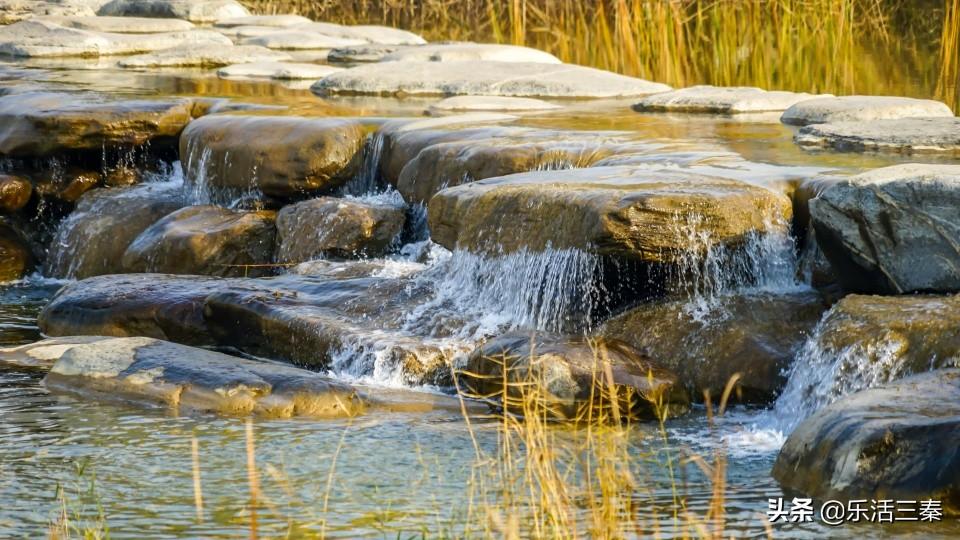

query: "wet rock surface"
xmin=275 ymin=196 xmax=405 ymax=262
xmin=602 ymin=291 xmax=829 ymax=402
xmin=810 ymin=164 xmax=960 ymax=294
xmin=0 ymin=335 xmax=111 ymax=369
xmin=781 ymin=95 xmax=954 ymax=125
xmin=180 ymin=115 xmax=367 ymax=200
xmin=429 ymin=95 xmax=561 ymax=113
xmin=634 ymin=85 xmax=825 ymax=114
xmin=0 ymin=174 xmax=31 ymax=213
xmin=313 ymin=60 xmax=671 ymax=98
xmin=0 ymin=218 xmax=32 ymax=281
xmin=774 ymin=368 xmax=960 ymax=514
xmin=428 ymin=166 xmax=793 ymax=262
xmin=794 ymin=117 xmax=960 ymax=154
xmin=122 ymin=205 xmax=277 ymax=277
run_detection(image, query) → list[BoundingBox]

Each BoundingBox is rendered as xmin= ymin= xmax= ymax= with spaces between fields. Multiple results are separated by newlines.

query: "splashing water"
xmin=181 ymin=141 xmax=263 ymax=207
xmin=341 ymin=131 xmax=387 ymax=196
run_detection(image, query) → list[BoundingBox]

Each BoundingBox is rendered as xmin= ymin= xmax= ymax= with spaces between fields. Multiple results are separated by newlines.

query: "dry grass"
xmin=242 ymin=0 xmax=959 ymax=112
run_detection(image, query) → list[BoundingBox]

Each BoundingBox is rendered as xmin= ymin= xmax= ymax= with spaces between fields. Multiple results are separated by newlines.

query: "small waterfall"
xmin=181 ymin=140 xmax=262 ymax=208
xmin=340 ymin=131 xmax=386 ymax=196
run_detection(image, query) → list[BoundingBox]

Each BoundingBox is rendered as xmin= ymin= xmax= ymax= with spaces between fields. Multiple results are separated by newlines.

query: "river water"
xmin=1 ymin=63 xmax=958 ymax=538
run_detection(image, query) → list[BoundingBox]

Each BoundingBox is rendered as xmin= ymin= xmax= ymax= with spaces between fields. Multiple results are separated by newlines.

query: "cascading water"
xmin=340 ymin=131 xmax=386 ymax=196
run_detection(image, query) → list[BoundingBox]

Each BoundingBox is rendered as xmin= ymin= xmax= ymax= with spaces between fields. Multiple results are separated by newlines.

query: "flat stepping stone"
xmin=633 ymin=85 xmax=827 ymax=114
xmin=328 ymin=44 xmax=406 ymax=63
xmin=0 ymin=19 xmax=231 ymax=57
xmin=313 ymin=60 xmax=671 ymax=98
xmin=781 ymin=95 xmax=954 ymax=125
xmin=795 ymin=117 xmax=960 ymax=154
xmin=214 ymin=14 xmax=313 ymax=28
xmin=292 ymin=22 xmax=425 ymax=46
xmin=429 ymin=95 xmax=561 ymax=113
xmin=0 ymin=336 xmax=110 ymax=369
xmin=381 ymin=43 xmax=560 ymax=64
xmin=118 ymin=43 xmax=292 ymax=68
xmin=218 ymin=61 xmax=343 ymax=80
xmin=99 ymin=0 xmax=250 ymax=23
xmin=241 ymin=30 xmax=366 ymax=50
xmin=36 ymin=15 xmax=195 ymax=33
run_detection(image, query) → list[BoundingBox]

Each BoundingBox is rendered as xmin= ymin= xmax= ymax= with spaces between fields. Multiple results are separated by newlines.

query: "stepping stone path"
xmin=781 ymin=95 xmax=954 ymax=125
xmin=794 ymin=117 xmax=960 ymax=154
xmin=633 ymin=85 xmax=827 ymax=114
xmin=381 ymin=43 xmax=561 ymax=64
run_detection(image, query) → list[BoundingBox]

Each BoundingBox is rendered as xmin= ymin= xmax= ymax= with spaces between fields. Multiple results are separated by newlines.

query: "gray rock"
xmin=240 ymin=31 xmax=365 ymax=51
xmin=98 ymin=0 xmax=249 ymax=22
xmin=0 ymin=336 xmax=111 ymax=369
xmin=381 ymin=43 xmax=560 ymax=64
xmin=35 ymin=15 xmax=194 ymax=33
xmin=794 ymin=117 xmax=960 ymax=154
xmin=810 ymin=164 xmax=960 ymax=293
xmin=275 ymin=196 xmax=405 ymax=262
xmin=291 ymin=22 xmax=425 ymax=46
xmin=327 ymin=44 xmax=405 ymax=63
xmin=773 ymin=368 xmax=960 ymax=514
xmin=634 ymin=85 xmax=827 ymax=114
xmin=429 ymin=95 xmax=561 ymax=113
xmin=213 ymin=14 xmax=312 ymax=28
xmin=312 ymin=60 xmax=671 ymax=98
xmin=118 ymin=43 xmax=291 ymax=68
xmin=781 ymin=95 xmax=954 ymax=126
xmin=218 ymin=61 xmax=342 ymax=80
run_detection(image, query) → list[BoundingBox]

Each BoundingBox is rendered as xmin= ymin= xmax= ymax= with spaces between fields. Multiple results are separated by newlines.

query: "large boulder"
xmin=45 ymin=182 xmax=184 ymax=279
xmin=122 ymin=205 xmax=277 ymax=277
xmin=634 ymin=85 xmax=825 ymax=114
xmin=313 ymin=61 xmax=671 ymax=98
xmin=427 ymin=166 xmax=793 ymax=263
xmin=180 ymin=115 xmax=367 ymax=201
xmin=0 ymin=92 xmax=194 ymax=158
xmin=781 ymin=95 xmax=954 ymax=126
xmin=39 ymin=274 xmax=222 ymax=345
xmin=382 ymin=43 xmax=560 ymax=64
xmin=118 ymin=43 xmax=291 ymax=68
xmin=773 ymin=369 xmax=960 ymax=514
xmin=794 ymin=117 xmax=960 ymax=154
xmin=0 ymin=19 xmax=231 ymax=57
xmin=774 ymin=293 xmax=960 ymax=421
xmin=810 ymin=164 xmax=960 ymax=294
xmin=41 ymin=336 xmax=366 ymax=418
xmin=97 ymin=0 xmax=249 ymax=22
xmin=460 ymin=332 xmax=689 ymax=420
xmin=275 ymin=196 xmax=405 ymax=262
xmin=602 ymin=291 xmax=828 ymax=402
xmin=0 ymin=174 xmax=31 ymax=213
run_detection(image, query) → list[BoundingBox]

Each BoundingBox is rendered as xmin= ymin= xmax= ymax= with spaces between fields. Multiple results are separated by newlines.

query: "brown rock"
xmin=0 ymin=174 xmax=31 ymax=213
xmin=0 ymin=219 xmax=32 ymax=281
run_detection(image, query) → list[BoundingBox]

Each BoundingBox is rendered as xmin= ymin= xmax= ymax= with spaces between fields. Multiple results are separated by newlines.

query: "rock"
xmin=0 ymin=19 xmax=231 ymax=57
xmin=118 ymin=43 xmax=291 ymax=68
xmin=275 ymin=196 xmax=405 ymax=262
xmin=218 ymin=61 xmax=342 ymax=80
xmin=633 ymin=85 xmax=826 ymax=114
xmin=0 ymin=92 xmax=193 ymax=158
xmin=0 ymin=174 xmax=31 ymax=213
xmin=39 ymin=274 xmax=224 ymax=345
xmin=781 ymin=95 xmax=954 ymax=126
xmin=327 ymin=44 xmax=405 ymax=63
xmin=427 ymin=166 xmax=793 ymax=263
xmin=34 ymin=168 xmax=102 ymax=203
xmin=0 ymin=219 xmax=32 ymax=281
xmin=214 ymin=14 xmax=312 ymax=28
xmin=98 ymin=0 xmax=249 ymax=22
xmin=429 ymin=95 xmax=561 ymax=113
xmin=41 ymin=336 xmax=366 ymax=418
xmin=810 ymin=164 xmax=960 ymax=293
xmin=46 ymin=182 xmax=184 ymax=279
xmin=382 ymin=43 xmax=560 ymax=64
xmin=794 ymin=117 xmax=960 ymax=154
xmin=0 ymin=336 xmax=111 ymax=369
xmin=122 ymin=205 xmax=277 ymax=277
xmin=291 ymin=22 xmax=425 ymax=46
xmin=0 ymin=0 xmax=105 ymax=23
xmin=773 ymin=368 xmax=960 ymax=514
xmin=602 ymin=291 xmax=828 ymax=402
xmin=214 ymin=24 xmax=279 ymax=38
xmin=180 ymin=115 xmax=367 ymax=200
xmin=36 ymin=15 xmax=194 ymax=33
xmin=313 ymin=60 xmax=671 ymax=98
xmin=241 ymin=31 xmax=365 ymax=50
xmin=460 ymin=332 xmax=689 ymax=419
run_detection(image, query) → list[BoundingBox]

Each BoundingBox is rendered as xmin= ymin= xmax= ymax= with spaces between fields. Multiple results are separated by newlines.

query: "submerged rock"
xmin=41 ymin=336 xmax=365 ymax=418
xmin=218 ymin=61 xmax=342 ymax=80
xmin=781 ymin=95 xmax=954 ymax=126
xmin=98 ymin=0 xmax=249 ymax=22
xmin=118 ymin=43 xmax=291 ymax=68
xmin=180 ymin=115 xmax=367 ymax=200
xmin=46 ymin=182 xmax=184 ymax=279
xmin=0 ymin=174 xmax=31 ymax=213
xmin=602 ymin=291 xmax=828 ymax=402
xmin=633 ymin=85 xmax=825 ymax=114
xmin=794 ymin=117 xmax=960 ymax=154
xmin=427 ymin=166 xmax=792 ymax=263
xmin=381 ymin=43 xmax=560 ymax=64
xmin=0 ymin=219 xmax=32 ymax=281
xmin=275 ymin=196 xmax=405 ymax=262
xmin=810 ymin=164 xmax=960 ymax=293
xmin=122 ymin=205 xmax=277 ymax=277
xmin=429 ymin=95 xmax=561 ymax=113
xmin=313 ymin=60 xmax=671 ymax=98
xmin=33 ymin=168 xmax=102 ymax=203
xmin=773 ymin=369 xmax=960 ymax=514
xmin=460 ymin=332 xmax=689 ymax=420
xmin=39 ymin=274 xmax=223 ymax=345
xmin=0 ymin=92 xmax=193 ymax=158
